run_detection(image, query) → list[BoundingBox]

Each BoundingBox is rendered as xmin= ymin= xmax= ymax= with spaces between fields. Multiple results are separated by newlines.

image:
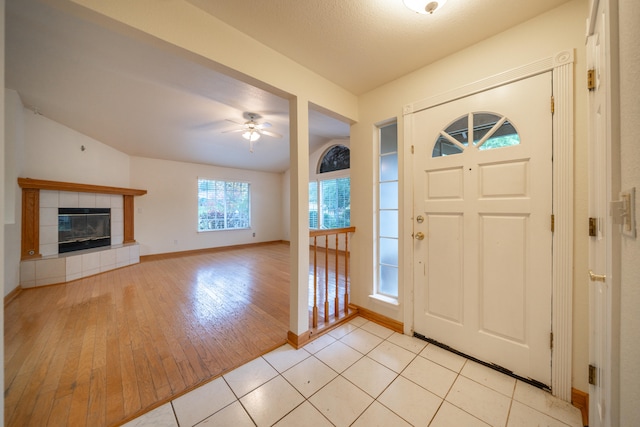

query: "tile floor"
xmin=122 ymin=317 xmax=583 ymax=427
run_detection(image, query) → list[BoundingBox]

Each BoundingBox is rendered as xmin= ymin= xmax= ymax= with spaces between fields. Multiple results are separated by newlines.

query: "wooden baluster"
xmin=324 ymin=235 xmax=329 ymax=323
xmin=344 ymin=232 xmax=350 ymax=314
xmin=313 ymin=235 xmax=318 ymax=328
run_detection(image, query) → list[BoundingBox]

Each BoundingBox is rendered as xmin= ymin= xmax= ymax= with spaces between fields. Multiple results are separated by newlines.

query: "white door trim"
xmin=402 ymin=50 xmax=575 ymax=401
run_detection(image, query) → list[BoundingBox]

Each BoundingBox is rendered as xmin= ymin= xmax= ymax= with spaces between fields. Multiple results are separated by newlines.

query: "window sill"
xmin=368 ymin=293 xmax=400 ymax=306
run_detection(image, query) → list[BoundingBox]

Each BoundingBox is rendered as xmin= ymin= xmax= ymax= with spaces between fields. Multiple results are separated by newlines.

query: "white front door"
xmin=412 ymin=73 xmax=553 ymax=386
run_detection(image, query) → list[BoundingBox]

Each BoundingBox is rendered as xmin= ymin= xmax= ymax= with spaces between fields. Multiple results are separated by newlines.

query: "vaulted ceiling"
xmin=5 ymin=0 xmax=571 ymax=173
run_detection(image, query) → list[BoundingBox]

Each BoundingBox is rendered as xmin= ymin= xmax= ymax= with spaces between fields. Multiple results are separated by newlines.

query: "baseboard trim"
xmin=287 ymin=330 xmax=312 ymax=349
xmin=571 ymin=387 xmax=589 ymax=426
xmin=140 ymin=240 xmax=287 ymax=262
xmin=4 ymin=286 xmax=23 ymax=306
xmin=349 ymin=304 xmax=403 ymax=333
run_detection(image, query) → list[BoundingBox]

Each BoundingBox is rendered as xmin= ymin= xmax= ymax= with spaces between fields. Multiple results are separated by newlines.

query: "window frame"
xmin=197 ymin=178 xmax=252 ymax=232
xmin=375 ymin=122 xmax=399 ymax=302
xmin=309 ymin=143 xmax=351 ymax=230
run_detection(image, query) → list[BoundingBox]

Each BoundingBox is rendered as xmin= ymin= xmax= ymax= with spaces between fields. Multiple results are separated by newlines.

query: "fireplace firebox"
xmin=58 ymin=208 xmax=111 ymax=254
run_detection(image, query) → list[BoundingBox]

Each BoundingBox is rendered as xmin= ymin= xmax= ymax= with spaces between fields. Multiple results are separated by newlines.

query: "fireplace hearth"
xmin=58 ymin=208 xmax=111 ymax=254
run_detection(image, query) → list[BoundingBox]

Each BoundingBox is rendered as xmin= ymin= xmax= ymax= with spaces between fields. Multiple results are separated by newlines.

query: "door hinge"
xmin=589 ymin=364 xmax=598 ymax=385
xmin=551 ymin=214 xmax=555 ymax=232
xmin=550 ymin=95 xmax=555 ymax=114
xmin=411 ymin=145 xmax=414 ymax=154
xmin=550 ymin=332 xmax=554 ymax=350
xmin=587 ymin=69 xmax=596 ymax=91
xmin=589 ymin=217 xmax=598 ymax=237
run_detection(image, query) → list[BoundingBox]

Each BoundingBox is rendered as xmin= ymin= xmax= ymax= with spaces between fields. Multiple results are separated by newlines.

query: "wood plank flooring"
xmin=4 ymin=242 xmax=297 ymax=427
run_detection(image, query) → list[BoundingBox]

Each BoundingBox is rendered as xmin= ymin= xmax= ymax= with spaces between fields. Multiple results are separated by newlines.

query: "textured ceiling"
xmin=5 ymin=0 xmax=571 ymax=173
xmin=186 ymin=0 xmax=572 ymax=94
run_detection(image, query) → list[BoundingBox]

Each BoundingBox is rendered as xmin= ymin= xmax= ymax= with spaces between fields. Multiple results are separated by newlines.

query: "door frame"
xmin=586 ymin=0 xmax=620 ymax=424
xmin=402 ymin=50 xmax=575 ymax=401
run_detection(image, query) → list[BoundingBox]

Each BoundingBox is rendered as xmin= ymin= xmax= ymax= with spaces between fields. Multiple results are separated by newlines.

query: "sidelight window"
xmin=377 ymin=123 xmax=399 ymax=299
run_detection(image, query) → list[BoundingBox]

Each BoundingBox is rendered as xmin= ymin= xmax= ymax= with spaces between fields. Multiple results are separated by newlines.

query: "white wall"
xmin=130 ymin=156 xmax=283 ymax=256
xmin=618 ymin=0 xmax=640 ymax=423
xmin=349 ymin=0 xmax=589 ymax=392
xmin=4 ymin=91 xmax=25 ymax=296
xmin=22 ymin=110 xmax=130 ymax=187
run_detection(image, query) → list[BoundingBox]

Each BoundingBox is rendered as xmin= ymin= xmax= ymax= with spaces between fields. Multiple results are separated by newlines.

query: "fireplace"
xmin=58 ymin=208 xmax=111 ymax=254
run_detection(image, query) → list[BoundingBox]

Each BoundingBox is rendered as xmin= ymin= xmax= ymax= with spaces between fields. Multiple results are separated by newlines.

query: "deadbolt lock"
xmin=416 ymin=215 xmax=424 ymax=223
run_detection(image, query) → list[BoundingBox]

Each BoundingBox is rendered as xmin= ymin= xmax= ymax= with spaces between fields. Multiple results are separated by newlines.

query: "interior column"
xmin=288 ymin=97 xmax=310 ymax=346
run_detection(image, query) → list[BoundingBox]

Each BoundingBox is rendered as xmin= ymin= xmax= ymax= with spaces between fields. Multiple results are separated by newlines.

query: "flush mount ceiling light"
xmin=403 ymin=0 xmax=448 ymax=14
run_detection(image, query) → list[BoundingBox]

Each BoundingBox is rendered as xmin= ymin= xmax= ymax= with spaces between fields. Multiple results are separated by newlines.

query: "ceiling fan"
xmin=222 ymin=112 xmax=282 ymax=152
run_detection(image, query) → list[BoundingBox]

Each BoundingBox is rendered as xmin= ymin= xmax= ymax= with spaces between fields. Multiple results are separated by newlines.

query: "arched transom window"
xmin=432 ymin=112 xmax=520 ymax=157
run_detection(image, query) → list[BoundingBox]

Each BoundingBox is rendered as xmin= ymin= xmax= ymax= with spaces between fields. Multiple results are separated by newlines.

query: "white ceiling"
xmin=5 ymin=0 xmax=571 ymax=173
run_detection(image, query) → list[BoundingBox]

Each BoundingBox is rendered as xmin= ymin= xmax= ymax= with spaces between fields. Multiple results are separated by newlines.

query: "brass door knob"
xmin=415 ymin=231 xmax=425 ymax=240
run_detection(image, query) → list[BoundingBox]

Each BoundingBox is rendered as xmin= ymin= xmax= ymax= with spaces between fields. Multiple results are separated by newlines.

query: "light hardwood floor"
xmin=4 ymin=242 xmax=301 ymax=427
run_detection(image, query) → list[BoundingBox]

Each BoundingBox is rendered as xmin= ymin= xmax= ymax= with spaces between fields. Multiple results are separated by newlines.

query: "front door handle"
xmin=415 ymin=232 xmax=425 ymax=240
xmin=589 ymin=270 xmax=606 ymax=282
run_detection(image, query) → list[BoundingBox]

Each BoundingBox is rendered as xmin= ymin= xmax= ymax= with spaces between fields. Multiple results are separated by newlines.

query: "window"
xmin=309 ymin=145 xmax=350 ymax=229
xmin=432 ymin=112 xmax=520 ymax=157
xmin=377 ymin=123 xmax=399 ymax=299
xmin=198 ymin=179 xmax=250 ymax=231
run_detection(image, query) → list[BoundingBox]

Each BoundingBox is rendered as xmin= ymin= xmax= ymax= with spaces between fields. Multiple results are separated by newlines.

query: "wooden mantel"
xmin=18 ymin=178 xmax=147 ymax=260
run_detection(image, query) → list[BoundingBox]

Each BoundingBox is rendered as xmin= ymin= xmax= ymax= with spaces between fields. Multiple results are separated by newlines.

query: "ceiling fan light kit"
xmin=222 ymin=112 xmax=282 ymax=153
xmin=403 ymin=0 xmax=447 ymax=14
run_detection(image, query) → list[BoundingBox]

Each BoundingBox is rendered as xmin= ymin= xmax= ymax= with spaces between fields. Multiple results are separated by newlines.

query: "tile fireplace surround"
xmin=17 ymin=178 xmax=147 ymax=288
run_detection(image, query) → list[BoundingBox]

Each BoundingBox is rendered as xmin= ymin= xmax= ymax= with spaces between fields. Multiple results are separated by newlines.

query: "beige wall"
xmin=130 ymin=156 xmax=283 ymax=256
xmin=349 ymin=0 xmax=589 ymax=392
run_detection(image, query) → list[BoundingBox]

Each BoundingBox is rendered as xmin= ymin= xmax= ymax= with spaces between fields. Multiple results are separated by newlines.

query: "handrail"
xmin=309 ymin=226 xmax=356 ymax=238
xmin=309 ymin=226 xmax=356 ymax=329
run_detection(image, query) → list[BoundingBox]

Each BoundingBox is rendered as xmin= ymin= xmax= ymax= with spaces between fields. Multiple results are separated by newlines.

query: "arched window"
xmin=319 ymin=145 xmax=350 ymax=173
xmin=432 ymin=112 xmax=520 ymax=157
xmin=309 ymin=145 xmax=351 ymax=229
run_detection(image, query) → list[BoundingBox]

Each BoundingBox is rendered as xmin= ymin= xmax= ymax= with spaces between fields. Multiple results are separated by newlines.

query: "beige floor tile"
xmin=273 ymin=401 xmax=333 ymax=427
xmin=386 ymin=332 xmax=428 ymax=354
xmin=342 ymin=356 xmax=397 ymax=398
xmin=420 ymin=344 xmax=467 ymax=372
xmin=263 ymin=344 xmax=310 ymax=373
xmin=507 ymin=400 xmax=576 ymax=427
xmin=351 ymin=401 xmax=412 ymax=427
xmin=401 ymin=355 xmax=458 ymax=398
xmin=309 ymin=376 xmax=373 ymax=427
xmin=240 ymin=376 xmax=304 ymax=427
xmin=368 ymin=341 xmax=416 ymax=373
xmin=340 ymin=328 xmax=384 ymax=354
xmin=429 ymin=401 xmax=490 ymax=427
xmin=172 ymin=377 xmax=236 ymax=426
xmin=223 ymin=357 xmax=279 ymax=398
xmin=512 ymin=381 xmax=582 ymax=427
xmin=446 ymin=375 xmax=511 ymax=427
xmin=314 ymin=340 xmax=363 ymax=373
xmin=198 ymin=401 xmax=254 ymax=427
xmin=282 ymin=356 xmax=338 ymax=398
xmin=378 ymin=376 xmax=442 ymax=426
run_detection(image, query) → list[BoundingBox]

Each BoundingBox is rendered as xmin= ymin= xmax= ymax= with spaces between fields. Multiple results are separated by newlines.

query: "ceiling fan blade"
xmin=259 ymin=129 xmax=282 ymax=138
xmin=256 ymin=122 xmax=272 ymax=129
xmin=221 ymin=128 xmax=244 ymax=134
